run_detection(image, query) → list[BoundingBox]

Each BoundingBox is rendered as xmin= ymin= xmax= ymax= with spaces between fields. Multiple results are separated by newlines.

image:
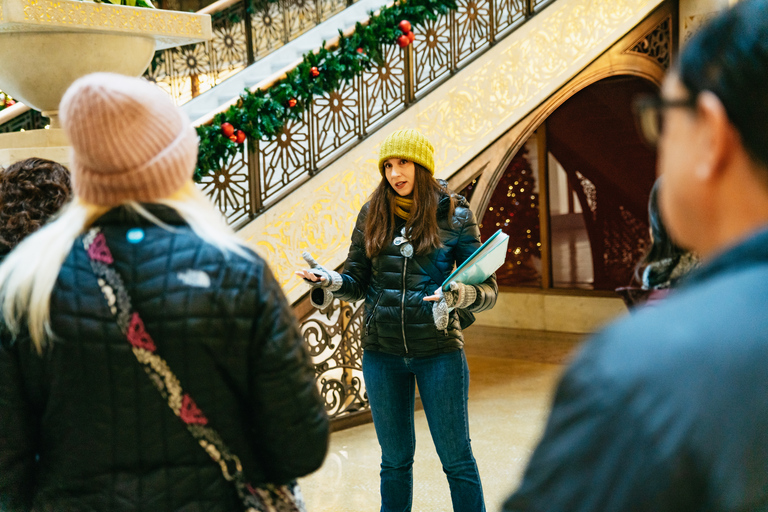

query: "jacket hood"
xmin=437 ymin=179 xmax=470 ymax=212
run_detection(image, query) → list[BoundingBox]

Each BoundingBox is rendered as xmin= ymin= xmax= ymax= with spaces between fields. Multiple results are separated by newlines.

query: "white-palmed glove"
xmin=432 ymin=281 xmax=477 ymax=331
xmin=302 ymin=251 xmax=342 ymax=309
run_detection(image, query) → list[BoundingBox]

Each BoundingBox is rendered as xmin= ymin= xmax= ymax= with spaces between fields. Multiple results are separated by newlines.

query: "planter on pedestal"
xmin=0 ymin=0 xmax=212 ymax=167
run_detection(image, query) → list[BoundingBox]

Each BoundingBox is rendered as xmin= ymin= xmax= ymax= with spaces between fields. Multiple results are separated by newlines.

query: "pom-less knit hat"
xmin=59 ymin=72 xmax=198 ymax=206
xmin=378 ymin=129 xmax=435 ymax=175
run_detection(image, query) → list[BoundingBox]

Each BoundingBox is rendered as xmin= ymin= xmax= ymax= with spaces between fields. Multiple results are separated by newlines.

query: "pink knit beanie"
xmin=59 ymin=72 xmax=198 ymax=206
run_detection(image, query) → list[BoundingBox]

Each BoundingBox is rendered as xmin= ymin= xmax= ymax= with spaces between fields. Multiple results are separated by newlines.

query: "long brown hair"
xmin=364 ymin=164 xmax=455 ymax=258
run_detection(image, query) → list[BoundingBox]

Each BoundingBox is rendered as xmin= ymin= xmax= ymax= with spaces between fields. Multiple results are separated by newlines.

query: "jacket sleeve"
xmin=453 ymin=207 xmax=498 ymax=313
xmin=0 ymin=334 xmax=37 ymax=512
xmin=334 ymin=205 xmax=372 ymax=303
xmin=503 ymin=332 xmax=698 ymax=512
xmin=248 ymin=263 xmax=329 ymax=484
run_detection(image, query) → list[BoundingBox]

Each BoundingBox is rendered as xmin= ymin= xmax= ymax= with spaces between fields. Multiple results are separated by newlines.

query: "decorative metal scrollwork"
xmin=197 ymin=141 xmax=252 ymax=227
xmin=413 ymin=14 xmax=451 ymax=97
xmin=301 ymin=299 xmax=368 ymax=418
xmin=495 ymin=0 xmax=525 ymax=37
xmin=454 ymin=0 xmax=492 ymax=65
xmin=258 ymin=113 xmax=312 ymax=205
xmin=0 ymin=109 xmax=49 ymax=133
xmin=312 ymin=79 xmax=361 ymax=166
xmin=626 ymin=16 xmax=671 ymax=69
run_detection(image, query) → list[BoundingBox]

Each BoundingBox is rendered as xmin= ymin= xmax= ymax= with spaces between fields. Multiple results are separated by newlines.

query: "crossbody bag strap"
xmin=82 ymin=227 xmax=299 ymax=512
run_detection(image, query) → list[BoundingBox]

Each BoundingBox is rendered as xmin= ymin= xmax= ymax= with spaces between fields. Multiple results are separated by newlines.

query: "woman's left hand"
xmin=427 ymin=282 xmax=477 ymax=330
xmin=423 ymin=287 xmax=443 ymax=302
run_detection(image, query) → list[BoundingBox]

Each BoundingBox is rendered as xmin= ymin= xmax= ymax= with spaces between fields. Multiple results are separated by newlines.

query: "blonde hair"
xmin=0 ymin=181 xmax=251 ymax=353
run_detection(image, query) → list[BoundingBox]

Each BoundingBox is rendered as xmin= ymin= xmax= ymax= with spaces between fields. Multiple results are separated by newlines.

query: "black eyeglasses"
xmin=632 ymin=94 xmax=697 ymax=147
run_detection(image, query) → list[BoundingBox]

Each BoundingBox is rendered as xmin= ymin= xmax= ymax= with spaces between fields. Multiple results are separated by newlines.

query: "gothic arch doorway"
xmin=469 ymin=75 xmax=660 ymax=290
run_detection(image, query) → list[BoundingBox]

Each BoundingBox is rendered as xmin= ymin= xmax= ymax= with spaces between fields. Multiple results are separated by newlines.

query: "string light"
xmin=476 ymin=145 xmax=541 ymax=282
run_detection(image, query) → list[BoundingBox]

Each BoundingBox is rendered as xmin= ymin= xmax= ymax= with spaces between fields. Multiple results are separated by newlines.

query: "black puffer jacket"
xmin=0 ymin=206 xmax=329 ymax=512
xmin=335 ymin=192 xmax=497 ymax=357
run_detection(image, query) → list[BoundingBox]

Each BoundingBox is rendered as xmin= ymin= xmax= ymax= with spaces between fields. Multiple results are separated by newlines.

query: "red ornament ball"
xmin=398 ymin=20 xmax=412 ymax=34
xmin=221 ymin=122 xmax=235 ymax=137
xmin=235 ymin=130 xmax=246 ymax=144
xmin=356 ymin=47 xmax=365 ymax=54
xmin=288 ymin=98 xmax=298 ymax=108
xmin=407 ymin=31 xmax=415 ymax=43
xmin=310 ymin=66 xmax=320 ymax=78
xmin=396 ymin=34 xmax=410 ymax=48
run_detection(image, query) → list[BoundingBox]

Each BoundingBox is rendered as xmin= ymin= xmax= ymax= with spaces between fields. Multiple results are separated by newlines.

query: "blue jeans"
xmin=362 ymin=349 xmax=485 ymax=512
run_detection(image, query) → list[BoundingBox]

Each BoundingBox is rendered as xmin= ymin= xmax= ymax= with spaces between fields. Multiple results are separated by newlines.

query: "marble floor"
xmin=298 ymin=326 xmax=587 ymax=512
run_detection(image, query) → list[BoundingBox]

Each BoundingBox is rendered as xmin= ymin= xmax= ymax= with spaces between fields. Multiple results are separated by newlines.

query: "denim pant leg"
xmin=413 ymin=350 xmax=486 ymax=512
xmin=363 ymin=350 xmax=417 ymax=512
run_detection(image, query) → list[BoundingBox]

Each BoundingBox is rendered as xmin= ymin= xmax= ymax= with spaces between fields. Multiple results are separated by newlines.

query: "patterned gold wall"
xmin=237 ymin=0 xmax=666 ymax=304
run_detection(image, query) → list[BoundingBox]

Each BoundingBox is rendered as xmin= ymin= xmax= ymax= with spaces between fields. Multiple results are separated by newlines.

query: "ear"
xmin=695 ymin=91 xmax=739 ymax=182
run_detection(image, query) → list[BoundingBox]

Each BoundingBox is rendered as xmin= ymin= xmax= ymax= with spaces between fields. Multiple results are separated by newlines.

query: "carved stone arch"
xmin=465 ymin=0 xmax=673 ymax=225
xmin=472 ymin=63 xmax=663 ymax=226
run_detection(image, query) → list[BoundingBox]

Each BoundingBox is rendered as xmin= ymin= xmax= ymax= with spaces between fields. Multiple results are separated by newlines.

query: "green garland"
xmin=195 ymin=0 xmax=456 ymax=181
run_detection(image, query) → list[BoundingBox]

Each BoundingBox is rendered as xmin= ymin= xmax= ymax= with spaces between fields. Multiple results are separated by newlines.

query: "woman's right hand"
xmin=298 ymin=252 xmax=343 ymax=309
xmin=294 ymin=269 xmax=328 ymax=285
xmin=296 ymin=252 xmax=333 ymax=288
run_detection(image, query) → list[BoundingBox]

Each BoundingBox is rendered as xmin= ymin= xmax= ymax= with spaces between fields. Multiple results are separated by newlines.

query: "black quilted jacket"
xmin=335 ymin=192 xmax=498 ymax=357
xmin=0 ymin=206 xmax=329 ymax=512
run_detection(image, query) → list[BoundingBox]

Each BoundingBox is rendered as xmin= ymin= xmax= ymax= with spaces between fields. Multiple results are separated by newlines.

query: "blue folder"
xmin=442 ymin=229 xmax=509 ymax=291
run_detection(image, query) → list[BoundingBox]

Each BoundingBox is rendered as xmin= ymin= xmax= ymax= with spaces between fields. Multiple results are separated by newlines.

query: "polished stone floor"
xmin=298 ymin=326 xmax=587 ymax=512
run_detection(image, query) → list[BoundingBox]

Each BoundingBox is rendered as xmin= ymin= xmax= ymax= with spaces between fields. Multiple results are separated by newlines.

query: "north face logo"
xmin=177 ymin=269 xmax=211 ymax=288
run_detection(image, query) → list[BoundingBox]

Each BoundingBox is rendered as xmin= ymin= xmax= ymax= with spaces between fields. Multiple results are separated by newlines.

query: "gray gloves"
xmin=302 ymin=252 xmax=342 ymax=309
xmin=432 ymin=281 xmax=477 ymax=330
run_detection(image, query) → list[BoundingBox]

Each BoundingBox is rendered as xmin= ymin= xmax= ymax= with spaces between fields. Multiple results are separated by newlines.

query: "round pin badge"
xmin=126 ymin=228 xmax=145 ymax=244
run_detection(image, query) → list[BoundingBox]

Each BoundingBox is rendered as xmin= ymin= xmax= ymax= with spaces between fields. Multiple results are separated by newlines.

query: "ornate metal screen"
xmin=145 ymin=0 xmax=356 ymax=105
xmin=299 ymin=298 xmax=368 ymax=419
xmin=0 ymin=109 xmax=49 ymax=134
xmin=201 ymin=0 xmax=555 ymax=228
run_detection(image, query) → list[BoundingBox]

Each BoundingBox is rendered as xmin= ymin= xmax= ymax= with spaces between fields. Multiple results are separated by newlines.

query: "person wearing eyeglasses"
xmin=504 ymin=1 xmax=768 ymax=510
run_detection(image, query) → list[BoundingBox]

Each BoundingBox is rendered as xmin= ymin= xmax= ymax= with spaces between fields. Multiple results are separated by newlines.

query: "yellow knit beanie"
xmin=378 ymin=129 xmax=435 ymax=175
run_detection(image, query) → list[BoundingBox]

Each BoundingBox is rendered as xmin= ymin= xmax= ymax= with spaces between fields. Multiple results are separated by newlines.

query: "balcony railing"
xmin=198 ymin=0 xmax=554 ymax=229
xmin=0 ymin=104 xmax=49 ymax=134
xmin=145 ymin=0 xmax=358 ymax=105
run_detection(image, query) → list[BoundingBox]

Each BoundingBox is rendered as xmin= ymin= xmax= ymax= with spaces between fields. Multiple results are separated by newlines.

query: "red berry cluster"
xmin=220 ymin=122 xmax=246 ymax=144
xmin=396 ymin=20 xmax=415 ymax=48
xmin=0 ymin=92 xmax=15 ymax=110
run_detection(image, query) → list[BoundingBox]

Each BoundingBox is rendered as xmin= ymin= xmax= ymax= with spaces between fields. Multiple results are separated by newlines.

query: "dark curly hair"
xmin=0 ymin=158 xmax=72 ymax=251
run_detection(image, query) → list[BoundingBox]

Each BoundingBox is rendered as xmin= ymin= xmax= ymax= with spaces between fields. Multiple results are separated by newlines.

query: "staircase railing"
xmin=0 ymin=0 xmax=363 ymax=131
xmin=145 ymin=0 xmax=359 ymax=105
xmin=197 ymin=0 xmax=554 ymax=228
xmin=0 ymin=103 xmax=49 ymax=134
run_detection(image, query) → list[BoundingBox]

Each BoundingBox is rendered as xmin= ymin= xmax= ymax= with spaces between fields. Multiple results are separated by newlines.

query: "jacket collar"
xmin=679 ymin=226 xmax=768 ymax=289
xmin=92 ymin=204 xmax=187 ymax=228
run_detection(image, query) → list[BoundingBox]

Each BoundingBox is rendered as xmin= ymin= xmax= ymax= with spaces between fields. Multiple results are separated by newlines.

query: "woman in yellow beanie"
xmin=296 ymin=128 xmax=498 ymax=511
